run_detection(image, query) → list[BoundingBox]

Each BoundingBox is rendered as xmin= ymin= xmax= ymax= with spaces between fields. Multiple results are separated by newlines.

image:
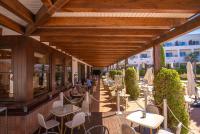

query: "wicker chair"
xmin=121 ymin=124 xmax=138 ymax=134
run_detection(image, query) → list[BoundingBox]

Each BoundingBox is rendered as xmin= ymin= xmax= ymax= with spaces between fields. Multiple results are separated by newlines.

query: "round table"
xmin=50 ymin=104 xmax=81 ymax=134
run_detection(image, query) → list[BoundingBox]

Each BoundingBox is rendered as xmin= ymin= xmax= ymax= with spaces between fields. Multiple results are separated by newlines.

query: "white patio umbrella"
xmin=186 ymin=62 xmax=196 ymax=96
xmin=143 ymin=67 xmax=154 ymax=85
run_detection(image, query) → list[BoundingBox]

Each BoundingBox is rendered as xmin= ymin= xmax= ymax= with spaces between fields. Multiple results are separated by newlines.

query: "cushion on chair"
xmin=157 ymin=129 xmax=174 ymax=134
xmin=45 ymin=120 xmax=60 ymax=130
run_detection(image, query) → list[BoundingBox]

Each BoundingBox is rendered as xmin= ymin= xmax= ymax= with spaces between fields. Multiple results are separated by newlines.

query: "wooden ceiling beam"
xmin=41 ymin=0 xmax=53 ymax=8
xmin=44 ymin=17 xmax=185 ymax=29
xmin=32 ymin=28 xmax=166 ymax=37
xmin=60 ymin=0 xmax=199 ymax=13
xmin=40 ymin=36 xmax=150 ymax=43
xmin=0 ymin=13 xmax=24 ymax=34
xmin=25 ymin=0 xmax=70 ymax=35
xmin=52 ymin=42 xmax=145 ymax=47
xmin=0 ymin=0 xmax=34 ymax=23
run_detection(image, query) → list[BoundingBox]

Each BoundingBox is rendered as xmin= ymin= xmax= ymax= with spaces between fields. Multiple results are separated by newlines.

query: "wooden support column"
xmin=116 ymin=62 xmax=119 ymax=69
xmin=0 ymin=28 xmax=2 ymax=35
xmin=125 ymin=58 xmax=128 ymax=69
xmin=153 ymin=44 xmax=161 ymax=73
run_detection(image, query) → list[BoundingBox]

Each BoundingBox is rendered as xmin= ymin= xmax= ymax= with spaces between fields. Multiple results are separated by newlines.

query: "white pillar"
xmin=163 ymin=99 xmax=168 ymax=130
xmin=144 ymin=89 xmax=148 ymax=111
xmin=116 ymin=89 xmax=122 ymax=115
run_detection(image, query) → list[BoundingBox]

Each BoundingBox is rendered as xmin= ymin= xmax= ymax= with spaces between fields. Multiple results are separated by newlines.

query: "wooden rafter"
xmin=44 ymin=17 xmax=185 ymax=29
xmin=40 ymin=36 xmax=151 ymax=43
xmin=0 ymin=0 xmax=34 ymax=23
xmin=60 ymin=0 xmax=200 ymax=13
xmin=0 ymin=13 xmax=24 ymax=34
xmin=32 ymin=28 xmax=166 ymax=37
xmin=25 ymin=0 xmax=70 ymax=35
xmin=41 ymin=0 xmax=53 ymax=8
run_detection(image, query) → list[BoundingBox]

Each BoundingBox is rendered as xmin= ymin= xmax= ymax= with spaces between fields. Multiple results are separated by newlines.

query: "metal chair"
xmin=157 ymin=123 xmax=182 ymax=134
xmin=64 ymin=112 xmax=86 ymax=134
xmin=85 ymin=125 xmax=109 ymax=134
xmin=146 ymin=104 xmax=160 ymax=114
xmin=121 ymin=124 xmax=138 ymax=134
xmin=37 ymin=113 xmax=60 ymax=134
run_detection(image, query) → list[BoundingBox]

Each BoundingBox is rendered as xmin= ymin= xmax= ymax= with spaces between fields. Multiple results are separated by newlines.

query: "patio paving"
xmin=90 ymin=78 xmax=200 ymax=134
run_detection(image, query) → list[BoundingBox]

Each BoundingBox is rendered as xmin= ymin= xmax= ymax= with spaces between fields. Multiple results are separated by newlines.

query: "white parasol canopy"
xmin=186 ymin=62 xmax=196 ymax=96
xmin=143 ymin=67 xmax=154 ymax=85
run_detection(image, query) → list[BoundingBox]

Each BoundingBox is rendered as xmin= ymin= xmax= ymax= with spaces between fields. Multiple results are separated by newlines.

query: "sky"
xmin=188 ymin=28 xmax=200 ymax=35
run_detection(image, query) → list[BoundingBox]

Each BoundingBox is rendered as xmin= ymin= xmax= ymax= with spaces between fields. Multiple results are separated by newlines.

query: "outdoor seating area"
xmin=0 ymin=0 xmax=200 ymax=134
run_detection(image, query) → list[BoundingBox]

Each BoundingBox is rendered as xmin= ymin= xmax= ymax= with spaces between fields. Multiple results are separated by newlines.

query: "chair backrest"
xmin=146 ymin=105 xmax=160 ymax=114
xmin=72 ymin=112 xmax=85 ymax=126
xmin=37 ymin=113 xmax=47 ymax=128
xmin=52 ymin=100 xmax=63 ymax=109
xmin=86 ymin=125 xmax=109 ymax=134
xmin=121 ymin=124 xmax=137 ymax=134
xmin=176 ymin=123 xmax=182 ymax=134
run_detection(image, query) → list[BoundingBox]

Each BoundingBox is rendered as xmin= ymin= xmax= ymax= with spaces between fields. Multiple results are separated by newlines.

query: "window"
xmin=55 ymin=58 xmax=64 ymax=90
xmin=180 ymin=52 xmax=186 ymax=57
xmin=65 ymin=56 xmax=72 ymax=86
xmin=164 ymin=42 xmax=173 ymax=47
xmin=0 ymin=49 xmax=14 ymax=100
xmin=189 ymin=40 xmax=200 ymax=45
xmin=166 ymin=52 xmax=173 ymax=57
xmin=140 ymin=54 xmax=148 ymax=58
xmin=33 ymin=52 xmax=50 ymax=97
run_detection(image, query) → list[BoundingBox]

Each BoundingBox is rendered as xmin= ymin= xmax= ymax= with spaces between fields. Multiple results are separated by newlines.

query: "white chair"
xmin=64 ymin=112 xmax=86 ymax=134
xmin=121 ymin=124 xmax=138 ymax=134
xmin=37 ymin=113 xmax=60 ymax=134
xmin=52 ymin=100 xmax=63 ymax=109
xmin=157 ymin=123 xmax=182 ymax=134
xmin=82 ymin=100 xmax=91 ymax=122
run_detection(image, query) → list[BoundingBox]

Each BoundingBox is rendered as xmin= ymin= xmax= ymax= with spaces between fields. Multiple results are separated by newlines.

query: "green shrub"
xmin=139 ymin=69 xmax=146 ymax=76
xmin=154 ymin=68 xmax=189 ymax=134
xmin=116 ymin=70 xmax=122 ymax=75
xmin=125 ymin=67 xmax=140 ymax=100
xmin=161 ymin=45 xmax=165 ymax=67
xmin=109 ymin=70 xmax=117 ymax=80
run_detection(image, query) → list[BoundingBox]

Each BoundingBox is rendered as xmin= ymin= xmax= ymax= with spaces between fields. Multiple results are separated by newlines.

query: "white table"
xmin=0 ymin=107 xmax=7 ymax=134
xmin=126 ymin=111 xmax=164 ymax=134
xmin=51 ymin=104 xmax=81 ymax=134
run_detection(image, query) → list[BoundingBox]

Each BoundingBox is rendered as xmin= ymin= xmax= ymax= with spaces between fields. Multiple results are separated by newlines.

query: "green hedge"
xmin=139 ymin=69 xmax=146 ymax=76
xmin=109 ymin=70 xmax=122 ymax=80
xmin=125 ymin=67 xmax=140 ymax=100
xmin=154 ymin=68 xmax=189 ymax=134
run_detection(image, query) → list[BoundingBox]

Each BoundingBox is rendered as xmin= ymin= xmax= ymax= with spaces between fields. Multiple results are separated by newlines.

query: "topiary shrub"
xmin=160 ymin=45 xmax=166 ymax=67
xmin=125 ymin=67 xmax=140 ymax=100
xmin=139 ymin=69 xmax=146 ymax=76
xmin=109 ymin=70 xmax=117 ymax=80
xmin=116 ymin=70 xmax=122 ymax=75
xmin=154 ymin=68 xmax=189 ymax=134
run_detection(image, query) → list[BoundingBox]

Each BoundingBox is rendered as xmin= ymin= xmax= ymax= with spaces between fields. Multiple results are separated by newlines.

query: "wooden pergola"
xmin=0 ymin=0 xmax=200 ymax=68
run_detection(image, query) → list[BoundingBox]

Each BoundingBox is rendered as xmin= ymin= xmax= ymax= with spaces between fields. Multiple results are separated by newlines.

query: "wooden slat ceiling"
xmin=0 ymin=0 xmax=200 ymax=67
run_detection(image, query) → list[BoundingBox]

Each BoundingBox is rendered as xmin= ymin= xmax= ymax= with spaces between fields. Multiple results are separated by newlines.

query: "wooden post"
xmin=153 ymin=44 xmax=161 ymax=73
xmin=125 ymin=58 xmax=128 ymax=69
xmin=116 ymin=62 xmax=119 ymax=69
xmin=163 ymin=99 xmax=168 ymax=130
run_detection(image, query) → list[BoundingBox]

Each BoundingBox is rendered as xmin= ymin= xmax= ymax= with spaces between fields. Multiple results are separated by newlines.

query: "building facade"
xmin=128 ymin=33 xmax=200 ymax=69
